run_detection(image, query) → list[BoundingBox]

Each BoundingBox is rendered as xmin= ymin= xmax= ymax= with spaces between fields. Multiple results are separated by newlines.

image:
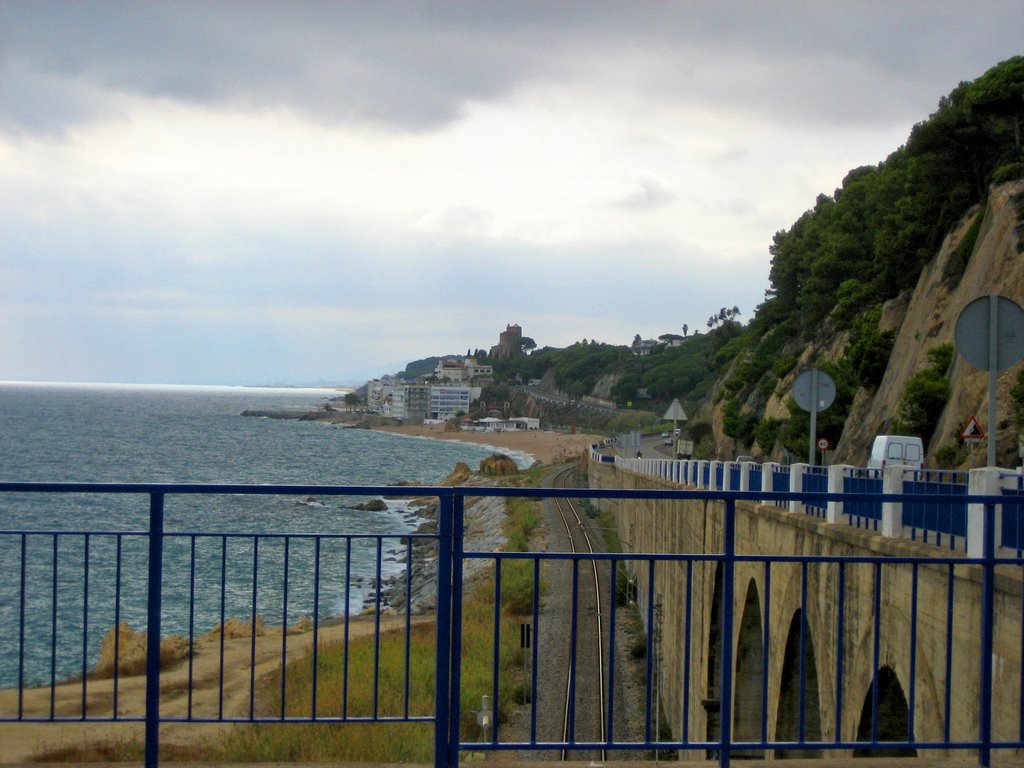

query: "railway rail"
xmin=550 ymin=466 xmax=608 ymax=761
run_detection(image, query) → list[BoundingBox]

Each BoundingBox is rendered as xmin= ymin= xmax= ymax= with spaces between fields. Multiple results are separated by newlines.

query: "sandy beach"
xmin=370 ymin=422 xmax=602 ymax=466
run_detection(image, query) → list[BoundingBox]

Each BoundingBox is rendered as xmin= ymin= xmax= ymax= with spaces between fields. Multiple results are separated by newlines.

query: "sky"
xmin=2 ymin=2 xmax=1023 ymax=386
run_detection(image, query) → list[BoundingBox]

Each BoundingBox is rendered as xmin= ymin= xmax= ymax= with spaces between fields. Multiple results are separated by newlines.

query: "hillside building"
xmin=490 ymin=323 xmax=523 ymax=360
xmin=434 ymin=357 xmax=493 ymax=383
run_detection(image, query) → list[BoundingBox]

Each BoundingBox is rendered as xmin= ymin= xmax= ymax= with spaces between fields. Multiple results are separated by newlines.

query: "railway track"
xmin=550 ymin=466 xmax=608 ymax=761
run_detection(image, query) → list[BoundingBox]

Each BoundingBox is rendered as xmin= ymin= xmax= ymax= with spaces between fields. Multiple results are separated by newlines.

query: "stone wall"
xmin=588 ymin=458 xmax=1023 ymax=758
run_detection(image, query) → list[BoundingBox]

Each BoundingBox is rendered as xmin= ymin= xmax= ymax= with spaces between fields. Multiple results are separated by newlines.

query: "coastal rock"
xmin=442 ymin=462 xmax=471 ymax=486
xmin=479 ymin=453 xmax=518 ymax=476
xmin=352 ymin=498 xmax=388 ymax=511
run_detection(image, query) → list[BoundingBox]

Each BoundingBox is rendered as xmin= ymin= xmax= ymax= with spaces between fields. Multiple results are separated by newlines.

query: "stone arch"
xmin=773 ymin=609 xmax=822 ymax=758
xmin=732 ymin=578 xmax=765 ymax=758
xmin=704 ymin=562 xmax=723 ymax=754
xmin=853 ymin=665 xmax=916 ymax=758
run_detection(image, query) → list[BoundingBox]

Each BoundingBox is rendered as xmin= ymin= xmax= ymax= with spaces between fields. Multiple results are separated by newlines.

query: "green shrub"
xmin=934 ymin=444 xmax=965 ymax=469
xmin=754 ymin=417 xmax=782 ymax=455
xmin=892 ymin=343 xmax=954 ymax=444
xmin=845 ymin=305 xmax=896 ymax=390
xmin=992 ymin=162 xmax=1024 ymax=185
xmin=1010 ymin=368 xmax=1024 ymax=429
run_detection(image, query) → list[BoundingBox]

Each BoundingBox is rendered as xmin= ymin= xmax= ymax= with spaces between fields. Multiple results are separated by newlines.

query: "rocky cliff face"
xmin=701 ymin=180 xmax=1024 ymax=468
xmin=838 ymin=180 xmax=1024 ymax=468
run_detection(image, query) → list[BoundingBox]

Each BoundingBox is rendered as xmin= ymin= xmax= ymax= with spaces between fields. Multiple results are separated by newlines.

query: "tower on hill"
xmin=490 ymin=323 xmax=523 ymax=360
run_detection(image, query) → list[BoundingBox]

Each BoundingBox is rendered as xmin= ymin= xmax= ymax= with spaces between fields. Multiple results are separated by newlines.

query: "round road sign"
xmin=793 ymin=369 xmax=837 ymax=413
xmin=954 ymin=295 xmax=1024 ymax=372
xmin=817 ymin=438 xmax=830 ymax=451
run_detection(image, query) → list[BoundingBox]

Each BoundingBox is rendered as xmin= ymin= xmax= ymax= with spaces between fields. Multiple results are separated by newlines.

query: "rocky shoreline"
xmin=369 ymin=493 xmax=509 ymax=613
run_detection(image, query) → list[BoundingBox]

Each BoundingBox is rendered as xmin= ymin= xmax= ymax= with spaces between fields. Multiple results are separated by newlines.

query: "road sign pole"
xmin=808 ymin=368 xmax=818 ymax=465
xmin=988 ymin=296 xmax=998 ymax=467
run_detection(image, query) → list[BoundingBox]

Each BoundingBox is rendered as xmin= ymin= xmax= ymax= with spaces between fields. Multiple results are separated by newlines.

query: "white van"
xmin=868 ymin=435 xmax=924 ymax=469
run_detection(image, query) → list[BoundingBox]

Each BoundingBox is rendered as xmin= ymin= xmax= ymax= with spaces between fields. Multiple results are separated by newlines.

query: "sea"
xmin=0 ymin=381 xmax=530 ymax=689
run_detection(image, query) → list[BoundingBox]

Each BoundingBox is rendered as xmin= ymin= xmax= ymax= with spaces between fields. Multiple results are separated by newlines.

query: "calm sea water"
xmin=0 ymin=382 xmax=527 ymax=688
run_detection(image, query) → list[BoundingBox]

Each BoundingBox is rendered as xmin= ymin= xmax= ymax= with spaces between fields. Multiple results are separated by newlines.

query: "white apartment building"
xmin=428 ymin=385 xmax=481 ymax=421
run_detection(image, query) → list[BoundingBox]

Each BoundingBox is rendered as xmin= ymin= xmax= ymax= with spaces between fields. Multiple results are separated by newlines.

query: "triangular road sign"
xmin=663 ymin=399 xmax=688 ymax=421
xmin=961 ymin=415 xmax=986 ymax=441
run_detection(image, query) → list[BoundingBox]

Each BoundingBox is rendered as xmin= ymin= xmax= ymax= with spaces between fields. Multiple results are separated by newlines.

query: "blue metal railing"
xmin=771 ymin=465 xmax=790 ymax=509
xmin=1002 ymin=472 xmax=1024 ymax=555
xmin=903 ymin=470 xmax=968 ymax=549
xmin=802 ymin=466 xmax=829 ymax=518
xmin=843 ymin=468 xmax=882 ymax=530
xmin=1 ymin=481 xmax=1022 ymax=768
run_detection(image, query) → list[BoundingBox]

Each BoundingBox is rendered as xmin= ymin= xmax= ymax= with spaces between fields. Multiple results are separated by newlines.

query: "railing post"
xmin=978 ymin=498 xmax=997 ymax=767
xmin=737 ymin=462 xmax=751 ymax=492
xmin=966 ymin=468 xmax=1000 ymax=767
xmin=967 ymin=468 xmax=1003 ymax=557
xmin=789 ymin=463 xmax=807 ymax=515
xmin=719 ymin=498 xmax=736 ymax=768
xmin=145 ymin=493 xmax=164 ymax=768
xmin=434 ymin=491 xmax=454 ymax=768
xmin=448 ymin=493 xmax=465 ymax=767
xmin=881 ymin=466 xmax=905 ymax=538
xmin=709 ymin=461 xmax=722 ymax=491
xmin=827 ymin=465 xmax=851 ymax=524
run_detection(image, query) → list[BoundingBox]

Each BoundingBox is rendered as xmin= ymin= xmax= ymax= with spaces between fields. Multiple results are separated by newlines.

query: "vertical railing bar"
xmin=491 ymin=557 xmax=501 ymax=744
xmin=871 ymin=561 xmax=882 ymax=746
xmin=218 ymin=536 xmax=227 ymax=720
xmin=448 ymin=493 xmax=465 ymax=766
xmin=187 ymin=535 xmax=196 ymax=720
xmin=908 ymin=562 xmax=919 ymax=744
xmin=311 ymin=536 xmax=321 ymax=721
xmin=978 ymin=501 xmax=996 ymax=767
xmin=1020 ymin=560 xmax=1024 ymax=745
xmin=144 ymin=492 xmax=164 ymax=768
xmin=373 ymin=536 xmax=383 ymax=720
xmin=682 ymin=559 xmax=693 ymax=743
xmin=568 ymin=557 xmax=580 ymax=745
xmin=835 ymin=561 xmax=845 ymax=747
xmin=944 ymin=563 xmax=954 ymax=744
xmin=280 ymin=536 xmax=290 ymax=721
xmin=18 ymin=533 xmax=27 ymax=719
xmin=798 ymin=561 xmax=807 ymax=744
xmin=434 ymin=492 xmax=454 ymax=768
xmin=404 ymin=535 xmax=413 ymax=721
xmin=719 ymin=499 xmax=736 ymax=768
xmin=342 ymin=537 xmax=351 ymax=720
xmin=249 ymin=536 xmax=259 ymax=721
xmin=644 ymin=558 xmax=655 ymax=744
xmin=50 ymin=533 xmax=58 ymax=720
xmin=81 ymin=532 xmax=90 ymax=719
xmin=113 ymin=533 xmax=122 ymax=719
xmin=762 ymin=561 xmax=771 ymax=745
xmin=530 ymin=556 xmax=540 ymax=745
xmin=607 ymin=558 xmax=617 ymax=746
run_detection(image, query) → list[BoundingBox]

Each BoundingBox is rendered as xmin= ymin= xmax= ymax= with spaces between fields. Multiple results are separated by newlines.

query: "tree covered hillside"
xmin=717 ymin=56 xmax=1024 ymax=459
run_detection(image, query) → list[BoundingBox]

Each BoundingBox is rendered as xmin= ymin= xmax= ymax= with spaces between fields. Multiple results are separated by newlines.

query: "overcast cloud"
xmin=2 ymin=1 xmax=1022 ymax=385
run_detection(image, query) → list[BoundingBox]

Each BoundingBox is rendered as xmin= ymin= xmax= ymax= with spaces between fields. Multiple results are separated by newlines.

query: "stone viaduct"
xmin=587 ymin=458 xmax=1023 ymax=760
